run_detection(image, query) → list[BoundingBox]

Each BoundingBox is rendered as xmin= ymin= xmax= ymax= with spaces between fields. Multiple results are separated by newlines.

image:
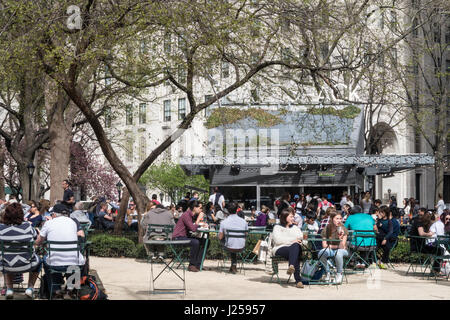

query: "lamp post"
xmin=26 ymin=162 xmax=35 ymax=201
xmin=116 ymin=181 xmax=123 ymax=202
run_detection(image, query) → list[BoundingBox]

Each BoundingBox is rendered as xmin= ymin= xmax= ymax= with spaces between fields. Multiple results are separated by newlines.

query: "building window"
xmin=105 ymin=65 xmax=112 ymax=86
xmin=415 ymin=173 xmax=421 ymax=202
xmin=320 ymin=42 xmax=329 ymax=62
xmin=433 ymin=23 xmax=441 ymax=43
xmin=412 ymin=18 xmax=418 ymax=37
xmin=140 ymin=40 xmax=147 ymax=54
xmin=204 ymin=94 xmax=213 ymax=117
xmin=390 ymin=10 xmax=397 ymax=32
xmin=377 ymin=44 xmax=384 ymax=67
xmin=126 ymin=138 xmax=133 ymax=163
xmin=164 ymin=33 xmax=171 ymax=54
xmin=163 ymin=100 xmax=171 ymax=122
xmin=221 ymin=60 xmax=229 ymax=78
xmin=126 ymin=105 xmax=133 ymax=125
xmin=390 ymin=47 xmax=397 ymax=66
xmin=178 ymin=65 xmax=186 ymax=84
xmin=379 ymin=10 xmax=384 ymax=30
xmin=363 ymin=42 xmax=371 ymax=64
xmin=139 ymin=103 xmax=146 ymax=124
xmin=178 ymin=98 xmax=186 ymax=120
xmin=104 ymin=107 xmax=111 ymax=128
xmin=139 ymin=137 xmax=146 ymax=162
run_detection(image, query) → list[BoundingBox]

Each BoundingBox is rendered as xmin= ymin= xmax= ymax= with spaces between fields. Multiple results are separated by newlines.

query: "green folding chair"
xmin=344 ymin=230 xmax=378 ymax=275
xmin=428 ymin=235 xmax=450 ymax=282
xmin=405 ymin=234 xmax=437 ymax=278
xmin=219 ymin=229 xmax=248 ymax=274
xmin=0 ymin=240 xmax=35 ymax=295
xmin=44 ymin=240 xmax=86 ymax=300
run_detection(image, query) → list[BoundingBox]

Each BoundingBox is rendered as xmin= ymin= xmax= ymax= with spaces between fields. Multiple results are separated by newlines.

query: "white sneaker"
xmin=25 ymin=288 xmax=34 ymax=299
xmin=5 ymin=289 xmax=13 ymax=299
xmin=335 ymin=273 xmax=343 ymax=284
xmin=324 ymin=272 xmax=331 ymax=282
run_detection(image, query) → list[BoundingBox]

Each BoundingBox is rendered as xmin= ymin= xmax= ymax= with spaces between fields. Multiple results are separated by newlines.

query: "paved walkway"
xmin=89 ymin=257 xmax=449 ymax=300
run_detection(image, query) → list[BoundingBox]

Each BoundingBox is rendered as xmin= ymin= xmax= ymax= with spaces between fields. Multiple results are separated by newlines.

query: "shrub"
xmin=89 ymin=234 xmax=137 ymax=258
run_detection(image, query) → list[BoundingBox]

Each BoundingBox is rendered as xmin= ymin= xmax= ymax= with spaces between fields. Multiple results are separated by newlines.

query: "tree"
xmin=139 ymin=161 xmax=209 ymax=205
xmin=1 ymin=0 xmax=380 ymax=240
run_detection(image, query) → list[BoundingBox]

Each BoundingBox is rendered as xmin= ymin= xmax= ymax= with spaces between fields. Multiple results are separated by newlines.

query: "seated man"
xmin=98 ymin=202 xmax=115 ymax=231
xmin=70 ymin=202 xmax=92 ymax=228
xmin=218 ymin=202 xmax=248 ymax=274
xmin=344 ymin=205 xmax=376 ymax=268
xmin=36 ymin=204 xmax=86 ymax=299
xmin=126 ymin=201 xmax=139 ymax=232
xmin=141 ymin=204 xmax=175 ymax=258
xmin=172 ymin=200 xmax=206 ymax=272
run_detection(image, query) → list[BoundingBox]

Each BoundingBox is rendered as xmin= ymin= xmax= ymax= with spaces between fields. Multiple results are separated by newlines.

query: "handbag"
xmin=252 ymin=239 xmax=262 ymax=255
xmin=300 ymin=260 xmax=320 ymax=281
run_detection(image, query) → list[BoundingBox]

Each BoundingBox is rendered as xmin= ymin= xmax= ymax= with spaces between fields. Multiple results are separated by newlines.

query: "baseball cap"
xmin=294 ymin=194 xmax=299 ymax=199
xmin=51 ymin=203 xmax=69 ymax=215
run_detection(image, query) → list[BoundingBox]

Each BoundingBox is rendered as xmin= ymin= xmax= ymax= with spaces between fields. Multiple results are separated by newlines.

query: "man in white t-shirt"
xmin=36 ymin=204 xmax=86 ymax=296
xmin=209 ymin=187 xmax=225 ymax=210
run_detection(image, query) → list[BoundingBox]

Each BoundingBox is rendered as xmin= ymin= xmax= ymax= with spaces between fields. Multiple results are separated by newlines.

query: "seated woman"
xmin=0 ymin=203 xmax=42 ymax=299
xmin=24 ymin=200 xmax=43 ymax=228
xmin=271 ymin=209 xmax=304 ymax=288
xmin=375 ymin=206 xmax=399 ymax=269
xmin=254 ymin=205 xmax=269 ymax=227
xmin=319 ymin=211 xmax=349 ymax=284
xmin=409 ymin=208 xmax=445 ymax=274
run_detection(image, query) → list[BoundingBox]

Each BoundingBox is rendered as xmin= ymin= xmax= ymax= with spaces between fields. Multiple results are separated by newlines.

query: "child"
xmin=302 ymin=211 xmax=319 ymax=233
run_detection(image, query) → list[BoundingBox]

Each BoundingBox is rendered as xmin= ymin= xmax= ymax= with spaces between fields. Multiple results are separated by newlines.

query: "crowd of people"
xmin=0 ymin=180 xmax=449 ymax=298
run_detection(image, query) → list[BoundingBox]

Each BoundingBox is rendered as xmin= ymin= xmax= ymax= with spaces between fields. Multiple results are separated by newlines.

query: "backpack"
xmin=79 ymin=275 xmax=108 ymax=300
xmin=214 ymin=193 xmax=222 ymax=207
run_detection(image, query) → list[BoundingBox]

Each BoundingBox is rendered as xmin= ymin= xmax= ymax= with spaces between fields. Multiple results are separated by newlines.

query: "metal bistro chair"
xmin=243 ymin=226 xmax=267 ymax=264
xmin=144 ymin=224 xmax=190 ymax=295
xmin=344 ymin=230 xmax=378 ymax=275
xmin=306 ymin=237 xmax=344 ymax=287
xmin=405 ymin=234 xmax=438 ymax=278
xmin=44 ymin=240 xmax=85 ymax=300
xmin=145 ymin=224 xmax=188 ymax=269
xmin=219 ymin=229 xmax=248 ymax=274
xmin=0 ymin=240 xmax=35 ymax=295
xmin=428 ymin=235 xmax=450 ymax=282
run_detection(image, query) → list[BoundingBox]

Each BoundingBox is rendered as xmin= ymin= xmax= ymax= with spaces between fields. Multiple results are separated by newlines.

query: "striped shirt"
xmin=0 ymin=222 xmax=41 ymax=272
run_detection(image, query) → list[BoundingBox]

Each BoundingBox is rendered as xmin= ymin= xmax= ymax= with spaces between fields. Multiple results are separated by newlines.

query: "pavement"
xmin=1 ymin=257 xmax=448 ymax=300
xmin=89 ymin=257 xmax=449 ymax=300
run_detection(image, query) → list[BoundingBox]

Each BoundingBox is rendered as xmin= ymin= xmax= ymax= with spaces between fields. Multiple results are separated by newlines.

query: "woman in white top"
xmin=435 ymin=194 xmax=446 ymax=216
xmin=272 ymin=209 xmax=305 ymax=288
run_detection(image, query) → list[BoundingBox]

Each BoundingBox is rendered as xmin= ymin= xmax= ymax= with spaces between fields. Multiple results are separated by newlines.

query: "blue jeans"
xmin=275 ymin=243 xmax=302 ymax=283
xmin=318 ymin=248 xmax=349 ymax=273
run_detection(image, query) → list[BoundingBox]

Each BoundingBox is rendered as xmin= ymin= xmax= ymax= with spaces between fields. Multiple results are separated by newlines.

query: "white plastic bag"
xmin=440 ymin=259 xmax=450 ymax=276
xmin=258 ymin=240 xmax=268 ymax=262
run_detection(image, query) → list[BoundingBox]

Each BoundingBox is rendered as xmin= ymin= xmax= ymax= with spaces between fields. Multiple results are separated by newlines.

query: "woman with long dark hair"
xmin=318 ymin=211 xmax=349 ymax=284
xmin=375 ymin=206 xmax=399 ymax=268
xmin=272 ymin=209 xmax=304 ymax=288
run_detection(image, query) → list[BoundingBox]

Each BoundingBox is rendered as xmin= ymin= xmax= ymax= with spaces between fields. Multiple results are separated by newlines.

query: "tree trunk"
xmin=0 ymin=145 xmax=5 ymax=200
xmin=45 ymin=79 xmax=76 ymax=204
xmin=62 ymin=82 xmax=150 ymax=243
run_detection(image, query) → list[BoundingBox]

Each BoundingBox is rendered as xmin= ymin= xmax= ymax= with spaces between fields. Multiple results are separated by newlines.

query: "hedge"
xmin=88 ymin=233 xmax=422 ymax=263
